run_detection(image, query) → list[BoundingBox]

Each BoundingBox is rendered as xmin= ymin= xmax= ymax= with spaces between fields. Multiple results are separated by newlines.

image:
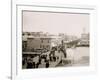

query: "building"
xmin=78 ymin=33 xmax=89 ymax=46
xmin=22 ymin=32 xmax=62 ymax=52
xmin=81 ymin=33 xmax=89 ymax=45
xmin=22 ymin=34 xmax=27 ymax=51
xmin=27 ymin=36 xmax=52 ymax=51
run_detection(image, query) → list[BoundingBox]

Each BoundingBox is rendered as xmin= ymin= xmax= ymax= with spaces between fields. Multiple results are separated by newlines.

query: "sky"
xmin=23 ymin=11 xmax=90 ymax=37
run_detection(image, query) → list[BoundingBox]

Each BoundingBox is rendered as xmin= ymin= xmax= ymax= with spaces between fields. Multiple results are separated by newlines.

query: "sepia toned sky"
xmin=23 ymin=11 xmax=89 ymax=37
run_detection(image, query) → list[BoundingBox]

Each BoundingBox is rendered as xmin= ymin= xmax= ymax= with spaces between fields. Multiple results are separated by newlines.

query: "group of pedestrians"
xmin=22 ymin=54 xmax=49 ymax=69
xmin=22 ymin=46 xmax=67 ymax=69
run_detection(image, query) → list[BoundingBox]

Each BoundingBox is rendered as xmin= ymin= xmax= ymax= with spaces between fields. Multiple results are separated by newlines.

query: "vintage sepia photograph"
xmin=22 ymin=10 xmax=90 ymax=69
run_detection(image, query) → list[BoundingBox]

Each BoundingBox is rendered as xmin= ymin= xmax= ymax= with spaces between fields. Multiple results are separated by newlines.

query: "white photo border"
xmin=12 ymin=3 xmax=97 ymax=80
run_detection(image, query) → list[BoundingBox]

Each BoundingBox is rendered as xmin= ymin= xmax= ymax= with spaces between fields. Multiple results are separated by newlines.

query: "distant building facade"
xmin=78 ymin=33 xmax=89 ymax=46
xmin=22 ymin=32 xmax=62 ymax=52
xmin=27 ymin=36 xmax=52 ymax=51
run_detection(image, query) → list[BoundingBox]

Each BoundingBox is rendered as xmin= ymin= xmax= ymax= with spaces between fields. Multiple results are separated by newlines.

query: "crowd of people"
xmin=22 ymin=46 xmax=67 ymax=69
